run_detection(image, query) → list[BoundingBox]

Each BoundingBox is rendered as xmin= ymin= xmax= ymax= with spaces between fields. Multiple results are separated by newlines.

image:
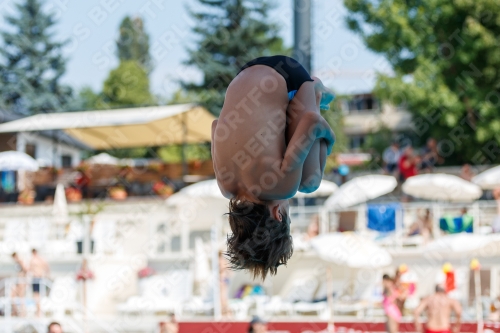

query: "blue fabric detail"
xmin=320 ymin=92 xmax=335 ymax=110
xmin=288 ymin=90 xmax=297 ymax=101
xmin=367 ymin=203 xmax=402 ymax=232
xmin=439 ymin=215 xmax=474 ymax=233
xmin=1 ymin=171 xmax=15 ymax=193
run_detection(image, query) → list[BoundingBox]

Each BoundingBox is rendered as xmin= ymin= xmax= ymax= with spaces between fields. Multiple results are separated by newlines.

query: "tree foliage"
xmin=344 ymin=0 xmax=500 ymax=163
xmin=116 ymin=16 xmax=152 ymax=73
xmin=102 ymin=60 xmax=155 ymax=108
xmin=0 ymin=0 xmax=72 ymax=115
xmin=322 ymin=96 xmax=348 ymax=172
xmin=183 ymin=0 xmax=290 ymax=115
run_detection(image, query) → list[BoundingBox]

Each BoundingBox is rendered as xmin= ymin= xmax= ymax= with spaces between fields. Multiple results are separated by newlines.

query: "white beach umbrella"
xmin=0 ymin=151 xmax=39 ymax=171
xmin=472 ymin=165 xmax=500 ymax=190
xmin=310 ymin=233 xmax=392 ymax=268
xmin=85 ymin=152 xmax=120 ymax=165
xmin=324 ymin=175 xmax=397 ymax=209
xmin=166 ymin=179 xmax=226 ymax=206
xmin=310 ymin=232 xmax=390 ymax=333
xmin=166 ymin=179 xmax=228 ymax=231
xmin=52 ymin=183 xmax=68 ymax=225
xmin=294 ymin=180 xmax=339 ymax=198
xmin=424 ymin=233 xmax=495 ymax=255
xmin=402 ymin=174 xmax=482 ymax=202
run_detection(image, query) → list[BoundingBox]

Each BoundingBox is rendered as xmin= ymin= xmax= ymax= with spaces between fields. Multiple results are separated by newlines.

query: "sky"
xmin=0 ymin=0 xmax=392 ymax=98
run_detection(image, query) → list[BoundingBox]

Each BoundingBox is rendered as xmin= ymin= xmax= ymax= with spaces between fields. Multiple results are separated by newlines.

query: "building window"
xmin=346 ymin=94 xmax=379 ymax=113
xmin=61 ymin=155 xmax=72 ymax=168
xmin=25 ymin=144 xmax=36 ymax=158
xmin=349 ymin=136 xmax=366 ymax=150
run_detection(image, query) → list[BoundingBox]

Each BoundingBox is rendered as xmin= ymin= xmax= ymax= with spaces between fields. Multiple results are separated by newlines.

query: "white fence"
xmin=0 ymin=199 xmax=498 ymax=260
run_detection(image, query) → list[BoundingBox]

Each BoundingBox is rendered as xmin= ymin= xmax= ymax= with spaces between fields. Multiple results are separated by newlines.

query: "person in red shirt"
xmin=75 ymin=166 xmax=91 ymax=199
xmin=398 ymin=146 xmax=419 ymax=181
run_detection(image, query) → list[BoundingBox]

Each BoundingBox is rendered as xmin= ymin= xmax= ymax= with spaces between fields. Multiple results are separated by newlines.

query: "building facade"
xmin=0 ymin=110 xmax=89 ymax=168
xmin=341 ymin=93 xmax=413 ymax=151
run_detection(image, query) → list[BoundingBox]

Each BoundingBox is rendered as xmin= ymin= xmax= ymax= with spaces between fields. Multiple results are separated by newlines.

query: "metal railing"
xmin=0 ymin=276 xmax=115 ymax=333
xmin=0 ymin=200 xmax=498 ymax=259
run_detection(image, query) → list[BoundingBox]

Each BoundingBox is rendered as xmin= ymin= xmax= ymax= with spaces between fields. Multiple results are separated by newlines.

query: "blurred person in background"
xmin=393 ymin=267 xmax=408 ymax=314
xmin=383 ymin=274 xmax=402 ymax=333
xmin=76 ymin=258 xmax=94 ymax=281
xmin=47 ymin=322 xmax=63 ymax=333
xmin=460 ymin=164 xmax=475 ymax=182
xmin=490 ymin=295 xmax=500 ymax=321
xmin=459 ymin=207 xmax=473 ymax=233
xmin=75 ymin=164 xmax=91 ymax=199
xmin=248 ymin=316 xmax=268 ymax=333
xmin=383 ymin=140 xmax=401 ymax=176
xmin=304 ymin=214 xmax=320 ymax=241
xmin=420 ymin=138 xmax=443 ymax=172
xmin=30 ymin=248 xmax=50 ymax=317
xmin=408 ymin=209 xmax=433 ymax=242
xmin=414 ymin=284 xmax=462 ymax=333
xmin=399 ymin=146 xmax=419 ymax=182
xmin=11 ymin=252 xmax=28 ymax=316
xmin=159 ymin=314 xmax=178 ymax=333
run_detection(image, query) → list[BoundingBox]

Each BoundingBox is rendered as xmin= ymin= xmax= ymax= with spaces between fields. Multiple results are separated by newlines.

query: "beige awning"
xmin=0 ymin=104 xmax=215 ymax=149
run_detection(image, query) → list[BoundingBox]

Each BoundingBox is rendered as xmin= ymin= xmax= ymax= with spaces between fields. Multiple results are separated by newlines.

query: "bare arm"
xmin=451 ymin=299 xmax=462 ymax=333
xmin=280 ymin=112 xmax=334 ymax=173
xmin=414 ymin=298 xmax=428 ymax=333
xmin=256 ymin=113 xmax=333 ymax=199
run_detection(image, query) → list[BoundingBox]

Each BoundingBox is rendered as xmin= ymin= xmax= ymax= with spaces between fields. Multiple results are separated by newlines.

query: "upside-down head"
xmin=225 ymin=198 xmax=293 ymax=280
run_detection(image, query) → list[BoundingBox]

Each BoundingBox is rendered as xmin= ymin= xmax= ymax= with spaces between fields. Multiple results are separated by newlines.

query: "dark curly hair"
xmin=225 ymin=198 xmax=293 ymax=280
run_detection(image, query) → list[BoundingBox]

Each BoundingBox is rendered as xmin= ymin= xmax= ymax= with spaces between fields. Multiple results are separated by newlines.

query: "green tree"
xmin=116 ymin=16 xmax=152 ymax=73
xmin=344 ymin=0 xmax=500 ymax=164
xmin=67 ymin=86 xmax=108 ymax=111
xmin=184 ymin=0 xmax=289 ymax=115
xmin=0 ymin=0 xmax=72 ymax=115
xmin=102 ymin=60 xmax=155 ymax=108
xmin=322 ymin=96 xmax=348 ymax=172
xmin=323 ymin=97 xmax=348 ymax=155
xmin=157 ymin=144 xmax=212 ymax=163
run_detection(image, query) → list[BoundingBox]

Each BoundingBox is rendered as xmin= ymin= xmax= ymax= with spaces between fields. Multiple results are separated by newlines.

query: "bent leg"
xmin=286 ymin=78 xmax=328 ymax=192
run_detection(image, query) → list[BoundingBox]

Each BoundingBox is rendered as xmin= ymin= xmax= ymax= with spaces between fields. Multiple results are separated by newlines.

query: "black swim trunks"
xmin=239 ymin=55 xmax=314 ymax=101
xmin=32 ymin=277 xmax=41 ymax=293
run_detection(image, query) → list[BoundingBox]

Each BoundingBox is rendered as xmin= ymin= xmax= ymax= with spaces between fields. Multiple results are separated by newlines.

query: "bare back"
xmin=424 ymin=293 xmax=461 ymax=330
xmin=212 ymin=65 xmax=300 ymax=200
xmin=30 ymin=255 xmax=48 ymax=278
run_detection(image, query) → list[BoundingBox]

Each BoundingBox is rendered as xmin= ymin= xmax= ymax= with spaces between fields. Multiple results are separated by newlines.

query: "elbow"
xmin=298 ymin=183 xmax=320 ymax=194
xmin=302 ymin=111 xmax=322 ymax=126
xmin=299 ymin=174 xmax=322 ymax=194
